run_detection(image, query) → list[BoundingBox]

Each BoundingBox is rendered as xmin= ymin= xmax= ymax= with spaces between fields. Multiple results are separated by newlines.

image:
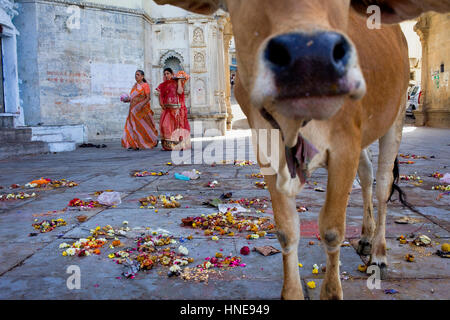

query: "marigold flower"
xmin=307 ymin=281 xmax=316 ymax=289
xmin=358 ymin=264 xmax=367 ymax=272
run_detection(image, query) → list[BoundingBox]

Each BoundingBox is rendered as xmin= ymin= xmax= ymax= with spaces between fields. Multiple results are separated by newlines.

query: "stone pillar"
xmin=414 ymin=13 xmax=450 ymax=128
xmin=414 ymin=14 xmax=430 ymax=126
xmin=0 ymin=1 xmax=22 ymax=127
xmin=223 ymin=17 xmax=233 ymax=130
xmin=214 ymin=13 xmax=228 ymax=135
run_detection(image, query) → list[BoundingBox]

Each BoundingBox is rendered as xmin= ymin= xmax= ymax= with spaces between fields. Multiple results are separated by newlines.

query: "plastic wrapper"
xmin=440 ymin=173 xmax=450 ymax=184
xmin=181 ymin=169 xmax=200 ymax=180
xmin=97 ymin=192 xmax=122 ymax=206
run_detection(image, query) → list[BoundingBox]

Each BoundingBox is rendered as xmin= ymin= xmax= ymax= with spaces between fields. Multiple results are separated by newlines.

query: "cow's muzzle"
xmin=264 ymin=31 xmax=362 ymax=99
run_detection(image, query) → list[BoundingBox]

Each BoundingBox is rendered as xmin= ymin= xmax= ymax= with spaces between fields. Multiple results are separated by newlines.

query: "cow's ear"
xmin=153 ymin=0 xmax=226 ymax=15
xmin=351 ymin=0 xmax=450 ymax=24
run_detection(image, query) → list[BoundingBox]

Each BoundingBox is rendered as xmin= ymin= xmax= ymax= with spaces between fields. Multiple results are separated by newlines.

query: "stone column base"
xmin=413 ymin=110 xmax=425 ymax=126
xmin=425 ymin=110 xmax=450 ymax=128
xmin=413 ymin=110 xmax=450 ymax=128
xmin=188 ymin=113 xmax=227 ymax=136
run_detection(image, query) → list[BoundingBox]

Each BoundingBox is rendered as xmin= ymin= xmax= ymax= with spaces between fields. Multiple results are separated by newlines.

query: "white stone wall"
xmin=14 ymin=0 xmax=228 ymax=139
xmin=15 ymin=0 xmax=150 ymax=139
xmin=0 ymin=0 xmax=22 ymax=126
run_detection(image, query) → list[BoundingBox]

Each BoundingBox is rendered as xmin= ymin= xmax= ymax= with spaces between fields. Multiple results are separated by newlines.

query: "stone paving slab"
xmin=0 ymin=127 xmax=449 ymax=299
xmin=304 ymin=278 xmax=450 ymax=300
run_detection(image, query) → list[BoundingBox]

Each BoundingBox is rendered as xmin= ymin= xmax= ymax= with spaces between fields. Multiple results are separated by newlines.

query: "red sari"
xmin=121 ymin=82 xmax=158 ymax=149
xmin=156 ymin=80 xmax=191 ymax=151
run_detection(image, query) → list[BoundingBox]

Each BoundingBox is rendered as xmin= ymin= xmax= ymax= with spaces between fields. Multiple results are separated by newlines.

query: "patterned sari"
xmin=121 ymin=82 xmax=158 ymax=149
xmin=156 ymin=79 xmax=191 ymax=151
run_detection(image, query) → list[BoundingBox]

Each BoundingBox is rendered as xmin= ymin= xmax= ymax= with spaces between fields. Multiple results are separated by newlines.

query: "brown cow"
xmin=154 ymin=0 xmax=450 ymax=299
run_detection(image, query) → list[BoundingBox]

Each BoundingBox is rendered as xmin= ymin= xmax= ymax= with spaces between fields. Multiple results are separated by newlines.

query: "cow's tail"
xmin=388 ymin=157 xmax=421 ymax=214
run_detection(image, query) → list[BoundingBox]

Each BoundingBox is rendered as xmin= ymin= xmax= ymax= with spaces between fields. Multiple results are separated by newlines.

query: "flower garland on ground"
xmin=68 ymin=198 xmax=104 ymax=209
xmin=399 ymin=153 xmax=428 ymax=160
xmin=90 ymin=224 xmax=130 ymax=238
xmin=255 ymin=181 xmax=267 ymax=189
xmin=0 ymin=192 xmax=37 ymax=201
xmin=110 ymin=233 xmax=195 ymax=278
xmin=132 ymin=171 xmax=169 ymax=177
xmin=32 ymin=219 xmax=67 ymax=233
xmin=234 ymin=160 xmax=254 ymax=166
xmin=181 ymin=211 xmax=275 ymax=239
xmin=60 ymin=237 xmax=107 ymax=257
xmin=25 ymin=178 xmax=78 ymax=189
xmin=246 ymin=173 xmax=264 ymax=179
xmin=400 ymin=173 xmax=423 ymax=185
xmin=139 ymin=194 xmax=183 ymax=209
xmin=225 ymin=197 xmax=269 ymax=211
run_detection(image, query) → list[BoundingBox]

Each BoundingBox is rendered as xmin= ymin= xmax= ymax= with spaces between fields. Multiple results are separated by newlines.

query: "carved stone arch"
xmin=159 ymin=50 xmax=185 ymax=69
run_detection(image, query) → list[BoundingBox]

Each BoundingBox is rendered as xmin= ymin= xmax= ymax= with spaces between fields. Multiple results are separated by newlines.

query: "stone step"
xmin=0 ymin=115 xmax=15 ymax=128
xmin=0 ymin=141 xmax=50 ymax=160
xmin=0 ymin=128 xmax=33 ymax=142
xmin=19 ymin=125 xmax=86 ymax=144
xmin=31 ymin=132 xmax=65 ymax=143
xmin=47 ymin=141 xmax=76 ymax=153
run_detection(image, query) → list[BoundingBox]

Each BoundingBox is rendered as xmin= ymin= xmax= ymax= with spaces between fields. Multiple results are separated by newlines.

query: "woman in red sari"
xmin=156 ymin=68 xmax=191 ymax=151
xmin=121 ymin=70 xmax=158 ymax=150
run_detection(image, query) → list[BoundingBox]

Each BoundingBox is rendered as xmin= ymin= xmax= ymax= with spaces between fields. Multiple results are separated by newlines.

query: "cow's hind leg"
xmin=265 ymin=174 xmax=304 ymax=300
xmin=370 ymin=108 xmax=404 ymax=279
xmin=319 ymin=147 xmax=360 ymax=300
xmin=357 ymin=148 xmax=376 ymax=255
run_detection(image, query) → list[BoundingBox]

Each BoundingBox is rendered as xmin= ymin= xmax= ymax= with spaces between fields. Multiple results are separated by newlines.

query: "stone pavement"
xmin=0 ymin=126 xmax=448 ymax=300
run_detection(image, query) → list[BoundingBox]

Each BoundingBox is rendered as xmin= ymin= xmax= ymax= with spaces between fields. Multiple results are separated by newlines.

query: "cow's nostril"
xmin=331 ymin=38 xmax=351 ymax=75
xmin=266 ymin=38 xmax=292 ymax=68
xmin=333 ymin=41 xmax=347 ymax=63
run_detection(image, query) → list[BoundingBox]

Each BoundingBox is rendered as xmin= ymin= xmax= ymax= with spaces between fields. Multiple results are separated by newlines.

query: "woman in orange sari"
xmin=121 ymin=70 xmax=158 ymax=150
xmin=156 ymin=68 xmax=191 ymax=151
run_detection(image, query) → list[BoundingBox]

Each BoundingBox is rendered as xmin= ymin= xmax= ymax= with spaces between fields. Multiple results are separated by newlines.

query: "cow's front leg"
xmin=370 ymin=107 xmax=404 ymax=279
xmin=319 ymin=149 xmax=360 ymax=300
xmin=357 ymin=148 xmax=376 ymax=255
xmin=265 ymin=174 xmax=303 ymax=300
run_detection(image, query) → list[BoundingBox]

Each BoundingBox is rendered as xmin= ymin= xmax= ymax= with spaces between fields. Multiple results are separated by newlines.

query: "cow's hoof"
xmin=357 ymin=239 xmax=372 ymax=256
xmin=369 ymin=261 xmax=388 ymax=280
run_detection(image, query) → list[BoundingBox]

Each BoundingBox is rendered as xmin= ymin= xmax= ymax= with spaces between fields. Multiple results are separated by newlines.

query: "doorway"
xmin=0 ymin=36 xmax=5 ymax=113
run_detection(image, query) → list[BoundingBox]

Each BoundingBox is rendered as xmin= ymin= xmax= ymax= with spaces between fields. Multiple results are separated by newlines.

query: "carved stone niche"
xmin=155 ymin=50 xmax=190 ymax=97
xmin=192 ymin=77 xmax=207 ymax=106
xmin=191 ymin=26 xmax=206 ymax=48
xmin=192 ymin=50 xmax=207 ymax=73
xmin=159 ymin=50 xmax=185 ymax=71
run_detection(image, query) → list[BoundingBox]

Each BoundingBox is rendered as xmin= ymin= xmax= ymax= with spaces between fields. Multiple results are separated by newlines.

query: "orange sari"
xmin=157 ymin=80 xmax=191 ymax=151
xmin=121 ymin=82 xmax=158 ymax=149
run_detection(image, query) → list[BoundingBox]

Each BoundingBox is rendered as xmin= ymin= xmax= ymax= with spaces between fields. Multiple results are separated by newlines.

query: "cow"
xmin=154 ymin=0 xmax=450 ymax=299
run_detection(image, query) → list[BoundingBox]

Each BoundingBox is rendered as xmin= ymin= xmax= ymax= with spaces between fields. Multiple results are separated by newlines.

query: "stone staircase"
xmin=0 ymin=127 xmax=49 ymax=160
xmin=0 ymin=125 xmax=86 ymax=160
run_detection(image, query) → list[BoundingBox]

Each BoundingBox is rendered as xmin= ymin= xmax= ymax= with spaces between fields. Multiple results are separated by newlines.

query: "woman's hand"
xmin=177 ymin=79 xmax=184 ymax=95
